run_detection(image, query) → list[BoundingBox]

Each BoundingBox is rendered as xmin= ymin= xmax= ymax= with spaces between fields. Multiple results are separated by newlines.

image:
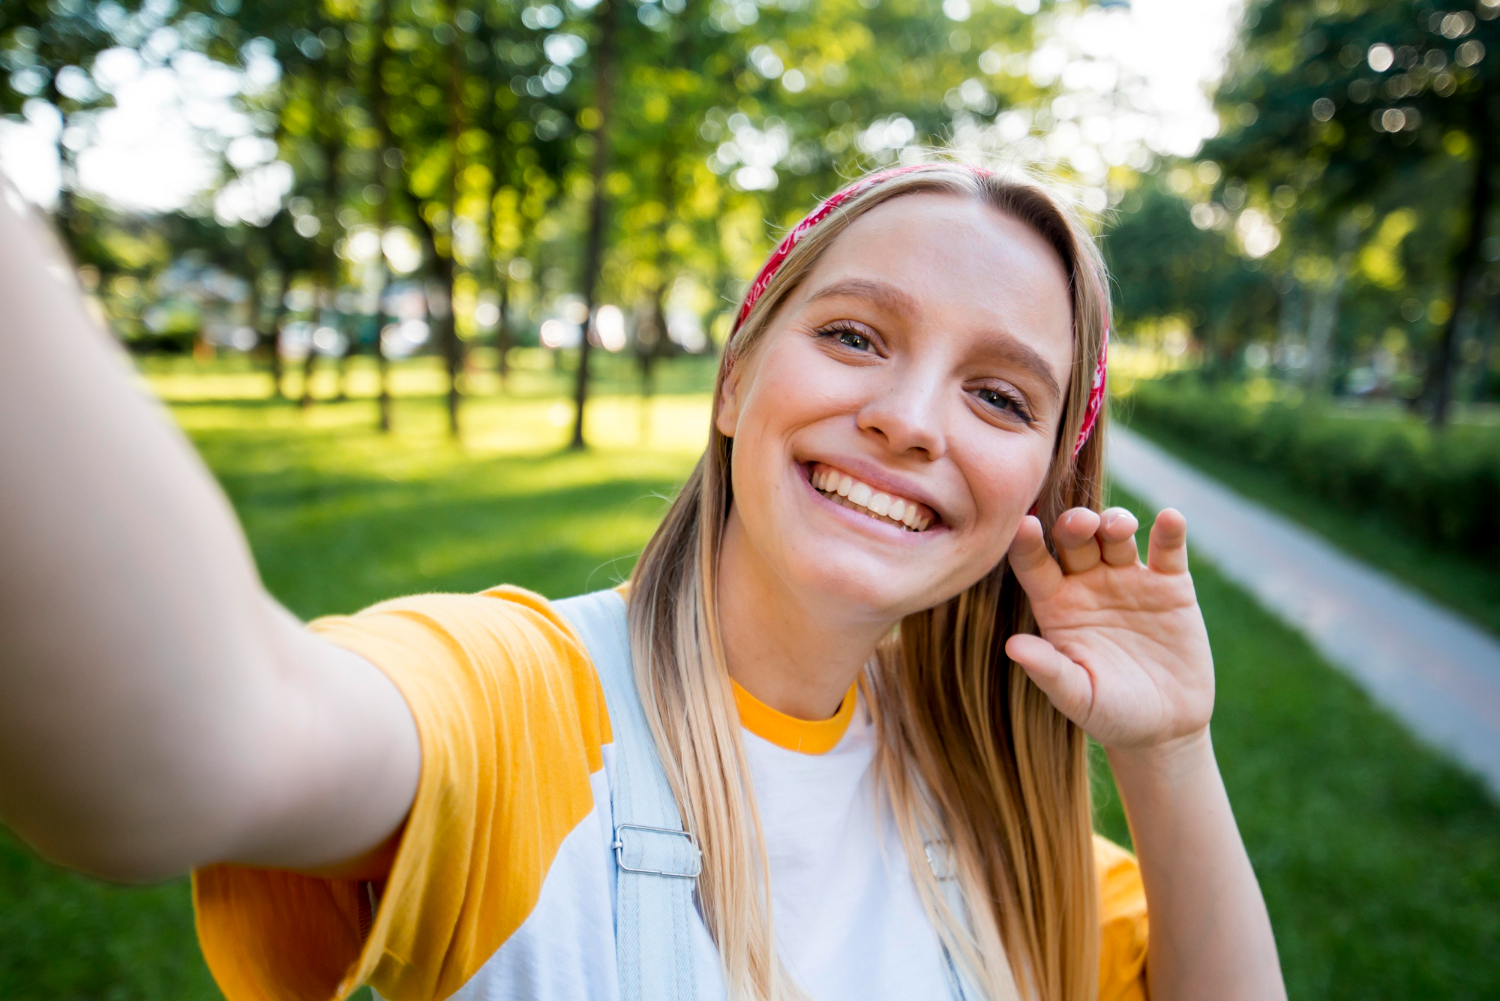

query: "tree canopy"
xmin=5 ymin=0 xmax=1498 ymax=431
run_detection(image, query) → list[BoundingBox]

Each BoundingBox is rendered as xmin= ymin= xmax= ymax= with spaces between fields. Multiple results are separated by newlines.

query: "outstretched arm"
xmin=0 ymin=177 xmax=418 ymax=882
xmin=1007 ymin=507 xmax=1286 ymax=1001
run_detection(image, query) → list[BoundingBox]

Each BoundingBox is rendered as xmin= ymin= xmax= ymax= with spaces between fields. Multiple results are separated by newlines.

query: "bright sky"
xmin=1056 ymin=0 xmax=1243 ymax=157
xmin=0 ymin=0 xmax=1242 ymax=213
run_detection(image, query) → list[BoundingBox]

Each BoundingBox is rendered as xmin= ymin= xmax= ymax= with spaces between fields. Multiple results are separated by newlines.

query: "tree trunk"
xmin=1425 ymin=81 xmax=1495 ymax=427
xmin=1304 ymin=215 xmax=1359 ymax=394
xmin=376 ymin=279 xmax=394 ymax=432
xmin=407 ymin=208 xmax=458 ymax=410
xmin=267 ymin=272 xmax=289 ymax=400
xmin=1461 ymin=287 xmax=1500 ymax=402
xmin=496 ymin=273 xmax=511 ymax=389
xmin=304 ymin=72 xmax=345 ymax=413
xmin=370 ymin=188 xmax=395 ymax=432
xmin=437 ymin=253 xmax=461 ymax=436
xmin=247 ymin=266 xmax=289 ymax=399
xmin=299 ymin=296 xmax=321 ymax=409
xmin=637 ymin=138 xmax=679 ymax=441
xmin=43 ymin=76 xmax=82 ymax=260
xmin=299 ymin=351 xmax=317 ymax=408
xmin=569 ymin=0 xmax=621 ymax=451
xmin=368 ymin=0 xmax=397 ymax=431
xmin=438 ymin=0 xmax=466 ymax=438
xmin=1275 ymin=282 xmax=1302 ymax=370
xmin=334 ymin=310 xmax=353 ymax=403
xmin=270 ymin=317 xmax=286 ymax=399
xmin=637 ymin=288 xmax=665 ymax=444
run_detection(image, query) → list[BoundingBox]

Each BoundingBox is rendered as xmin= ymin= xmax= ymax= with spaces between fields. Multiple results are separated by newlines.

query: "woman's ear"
xmin=714 ymin=356 xmax=743 ymax=439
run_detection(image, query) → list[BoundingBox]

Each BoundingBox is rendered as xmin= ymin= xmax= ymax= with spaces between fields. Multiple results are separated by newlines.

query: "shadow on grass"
xmin=214 ymin=448 xmax=688 ymax=617
xmin=0 ymin=831 xmax=217 ymax=1001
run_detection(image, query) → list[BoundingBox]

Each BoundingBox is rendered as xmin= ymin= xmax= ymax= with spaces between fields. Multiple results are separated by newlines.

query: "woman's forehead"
xmin=822 ymin=192 xmax=1068 ymax=289
xmin=799 ymin=192 xmax=1075 ymax=353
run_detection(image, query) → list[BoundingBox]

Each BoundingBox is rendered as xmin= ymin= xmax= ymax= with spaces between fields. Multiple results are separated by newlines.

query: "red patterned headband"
xmin=732 ymin=164 xmax=1108 ymax=458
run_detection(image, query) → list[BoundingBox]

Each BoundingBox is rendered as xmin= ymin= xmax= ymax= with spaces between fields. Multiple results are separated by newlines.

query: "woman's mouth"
xmin=807 ymin=462 xmax=935 ymax=532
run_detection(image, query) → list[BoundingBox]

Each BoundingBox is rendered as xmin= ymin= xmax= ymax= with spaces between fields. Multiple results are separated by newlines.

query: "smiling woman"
xmin=618 ymin=163 xmax=1281 ymax=1001
xmin=0 ymin=162 xmax=1283 ymax=1001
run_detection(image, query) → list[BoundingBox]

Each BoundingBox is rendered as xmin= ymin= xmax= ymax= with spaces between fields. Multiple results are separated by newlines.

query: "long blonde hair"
xmin=627 ymin=163 xmax=1111 ymax=1001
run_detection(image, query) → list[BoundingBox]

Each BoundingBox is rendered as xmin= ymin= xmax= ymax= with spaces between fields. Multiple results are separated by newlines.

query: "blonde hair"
xmin=627 ymin=163 xmax=1111 ymax=1001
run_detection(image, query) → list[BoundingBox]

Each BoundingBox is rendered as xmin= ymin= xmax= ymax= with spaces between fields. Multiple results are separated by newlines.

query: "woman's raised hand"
xmin=1004 ymin=507 xmax=1214 ymax=753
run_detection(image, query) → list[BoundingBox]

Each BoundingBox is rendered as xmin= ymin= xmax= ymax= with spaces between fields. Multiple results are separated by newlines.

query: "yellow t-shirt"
xmin=194 ymin=586 xmax=1148 ymax=1001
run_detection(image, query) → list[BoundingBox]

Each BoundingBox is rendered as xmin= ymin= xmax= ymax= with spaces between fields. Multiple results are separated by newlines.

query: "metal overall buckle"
xmin=612 ymin=823 xmax=703 ymax=879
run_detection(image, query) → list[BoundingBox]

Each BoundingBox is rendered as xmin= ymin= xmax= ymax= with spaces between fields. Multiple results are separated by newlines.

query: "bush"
xmin=1123 ymin=377 xmax=1500 ymax=557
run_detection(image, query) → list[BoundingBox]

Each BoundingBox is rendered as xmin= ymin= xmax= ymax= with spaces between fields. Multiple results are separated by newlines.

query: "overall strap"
xmin=926 ymin=838 xmax=981 ymax=1001
xmin=555 ymin=589 xmax=702 ymax=1001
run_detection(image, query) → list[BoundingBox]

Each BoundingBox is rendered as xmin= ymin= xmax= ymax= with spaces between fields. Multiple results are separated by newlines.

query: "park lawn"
xmin=1096 ymin=488 xmax=1500 ymax=998
xmin=3 ymin=364 xmax=1498 ymax=999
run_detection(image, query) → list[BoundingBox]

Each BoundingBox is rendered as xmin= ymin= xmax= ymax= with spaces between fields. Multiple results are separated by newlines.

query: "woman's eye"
xmin=975 ymin=387 xmax=1031 ymax=421
xmin=835 ymin=329 xmax=872 ymax=351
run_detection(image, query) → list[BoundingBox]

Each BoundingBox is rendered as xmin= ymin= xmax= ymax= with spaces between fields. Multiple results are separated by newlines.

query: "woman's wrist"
xmin=1104 ymin=725 xmax=1218 ymax=804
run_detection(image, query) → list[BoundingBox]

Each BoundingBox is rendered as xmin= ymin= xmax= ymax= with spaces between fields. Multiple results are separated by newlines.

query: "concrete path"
xmin=1108 ymin=426 xmax=1500 ymax=798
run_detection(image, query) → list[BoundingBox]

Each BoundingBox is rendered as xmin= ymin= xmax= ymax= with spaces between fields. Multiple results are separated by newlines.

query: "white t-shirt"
xmin=193 ymin=586 xmax=1148 ymax=1001
xmin=741 ymin=684 xmax=954 ymax=998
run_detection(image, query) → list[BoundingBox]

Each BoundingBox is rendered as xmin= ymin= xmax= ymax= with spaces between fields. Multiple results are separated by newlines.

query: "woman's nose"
xmin=855 ymin=367 xmax=947 ymax=458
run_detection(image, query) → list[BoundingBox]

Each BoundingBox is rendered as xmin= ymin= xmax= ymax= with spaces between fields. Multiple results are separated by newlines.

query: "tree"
xmin=567 ymin=0 xmax=619 ymax=450
xmin=0 ymin=0 xmax=144 ymax=253
xmin=18 ymin=0 xmax=1090 ymax=445
xmin=1104 ymin=174 xmax=1278 ymax=371
xmin=1205 ymin=0 xmax=1500 ymax=420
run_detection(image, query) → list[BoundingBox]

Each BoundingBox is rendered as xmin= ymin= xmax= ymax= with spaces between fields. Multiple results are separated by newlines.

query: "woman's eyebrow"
xmin=984 ymin=334 xmax=1063 ymax=403
xmin=804 ymin=277 xmax=920 ymax=318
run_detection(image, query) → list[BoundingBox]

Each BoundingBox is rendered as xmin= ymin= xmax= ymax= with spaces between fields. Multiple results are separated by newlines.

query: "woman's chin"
xmin=785 ymin=552 xmax=949 ymax=623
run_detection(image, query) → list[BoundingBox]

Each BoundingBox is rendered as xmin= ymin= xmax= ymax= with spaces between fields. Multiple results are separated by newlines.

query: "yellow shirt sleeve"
xmin=192 ymin=586 xmax=610 ymax=1001
xmin=1095 ymin=834 xmax=1149 ymax=1001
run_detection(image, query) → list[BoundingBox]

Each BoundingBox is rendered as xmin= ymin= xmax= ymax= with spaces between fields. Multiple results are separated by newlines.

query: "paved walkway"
xmin=1108 ymin=426 xmax=1500 ymax=798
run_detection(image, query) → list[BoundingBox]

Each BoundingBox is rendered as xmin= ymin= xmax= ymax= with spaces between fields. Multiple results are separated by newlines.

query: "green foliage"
xmin=1125 ymin=375 xmax=1500 ymax=556
xmin=1212 ymin=0 xmax=1498 ymax=214
xmin=0 ymin=0 xmax=123 ymax=119
xmin=1186 ymin=0 xmax=1500 ymax=416
xmin=1118 ymin=408 xmax=1500 ymax=635
xmin=1104 ymin=178 xmax=1279 ymax=365
xmin=4 ymin=0 xmax=1056 ymax=350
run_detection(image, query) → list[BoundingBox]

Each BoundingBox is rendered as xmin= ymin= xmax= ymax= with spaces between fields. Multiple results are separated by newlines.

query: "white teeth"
xmin=811 ymin=464 xmax=930 ymax=532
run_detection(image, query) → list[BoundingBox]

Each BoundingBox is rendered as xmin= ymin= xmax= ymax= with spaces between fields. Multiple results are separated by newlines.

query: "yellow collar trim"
xmin=731 ymin=679 xmax=858 ymax=755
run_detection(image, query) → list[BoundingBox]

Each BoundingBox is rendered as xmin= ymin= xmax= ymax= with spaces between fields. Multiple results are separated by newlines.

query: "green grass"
xmin=0 ymin=831 xmax=219 ymax=1001
xmin=4 ymin=362 xmax=1498 ymax=999
xmin=1096 ymin=488 xmax=1500 ymax=998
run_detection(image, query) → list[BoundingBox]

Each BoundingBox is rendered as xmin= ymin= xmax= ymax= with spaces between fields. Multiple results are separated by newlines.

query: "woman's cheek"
xmin=971 ymin=444 xmax=1050 ymax=534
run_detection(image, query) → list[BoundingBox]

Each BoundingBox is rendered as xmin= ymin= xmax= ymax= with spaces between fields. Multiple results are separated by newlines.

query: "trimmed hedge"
xmin=1123 ymin=377 xmax=1500 ymax=557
